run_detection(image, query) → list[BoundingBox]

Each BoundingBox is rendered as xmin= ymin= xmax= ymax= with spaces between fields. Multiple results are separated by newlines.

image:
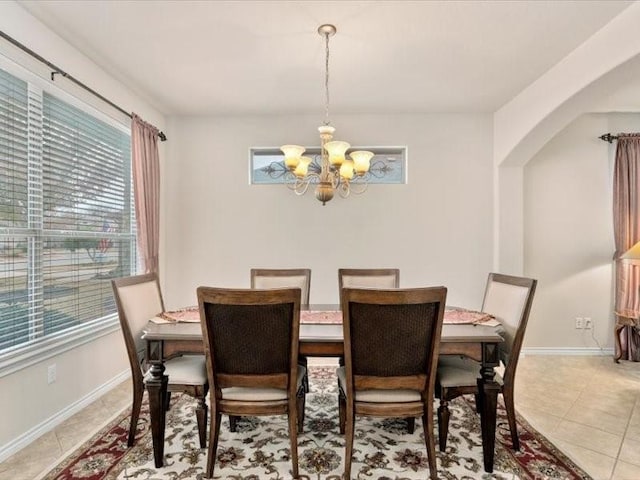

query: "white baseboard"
xmin=0 ymin=369 xmax=130 ymax=463
xmin=521 ymin=347 xmax=615 ymax=356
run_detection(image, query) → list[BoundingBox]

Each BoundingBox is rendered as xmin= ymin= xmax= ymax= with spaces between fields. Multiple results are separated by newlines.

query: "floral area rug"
xmin=39 ymin=367 xmax=591 ymax=480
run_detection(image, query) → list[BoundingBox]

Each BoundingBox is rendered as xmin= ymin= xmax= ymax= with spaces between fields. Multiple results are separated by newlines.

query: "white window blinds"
xmin=0 ymin=65 xmax=135 ymax=368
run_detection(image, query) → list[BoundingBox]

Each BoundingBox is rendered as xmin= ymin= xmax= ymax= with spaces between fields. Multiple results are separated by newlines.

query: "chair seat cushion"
xmin=336 ymin=367 xmax=421 ymax=403
xmin=144 ymin=355 xmax=207 ymax=386
xmin=221 ymin=367 xmax=306 ymax=401
xmin=437 ymin=355 xmax=503 ymax=388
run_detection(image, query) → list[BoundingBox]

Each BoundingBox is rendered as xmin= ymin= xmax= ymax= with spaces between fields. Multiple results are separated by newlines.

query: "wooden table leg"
xmin=478 ymin=341 xmax=501 ymax=473
xmin=477 ymin=371 xmax=500 ymax=473
xmin=146 ymin=362 xmax=168 ymax=468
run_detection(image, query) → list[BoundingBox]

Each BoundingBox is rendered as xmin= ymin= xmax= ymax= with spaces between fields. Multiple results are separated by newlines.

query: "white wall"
xmin=523 ymin=113 xmax=640 ymax=350
xmin=163 ymin=113 xmax=494 ymax=310
xmin=0 ymin=1 xmax=165 ymax=456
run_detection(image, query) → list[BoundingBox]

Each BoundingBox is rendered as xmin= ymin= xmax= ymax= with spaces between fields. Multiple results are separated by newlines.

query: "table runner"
xmin=151 ymin=306 xmax=495 ymax=325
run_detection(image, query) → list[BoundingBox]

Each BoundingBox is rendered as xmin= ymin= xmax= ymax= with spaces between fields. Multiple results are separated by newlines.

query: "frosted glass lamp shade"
xmin=622 ymin=241 xmax=640 ymax=265
xmin=281 ymin=144 xmax=306 ymax=170
xmin=294 ymin=156 xmax=312 ymax=177
xmin=324 ymin=140 xmax=350 ymax=167
xmin=350 ymin=150 xmax=374 ymax=174
xmin=339 ymin=159 xmax=355 ymax=180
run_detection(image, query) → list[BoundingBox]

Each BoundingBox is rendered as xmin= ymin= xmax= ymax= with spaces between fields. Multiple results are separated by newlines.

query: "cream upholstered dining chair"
xmin=197 ymin=286 xmax=305 ymax=479
xmin=436 ymin=273 xmax=537 ymax=451
xmin=338 ymin=287 xmax=447 ymax=480
xmin=111 ymin=273 xmax=208 ymax=448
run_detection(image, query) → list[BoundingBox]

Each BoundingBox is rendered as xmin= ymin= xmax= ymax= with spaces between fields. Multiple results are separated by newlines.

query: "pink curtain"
xmin=613 ymin=133 xmax=640 ymax=361
xmin=131 ymin=114 xmax=160 ymax=275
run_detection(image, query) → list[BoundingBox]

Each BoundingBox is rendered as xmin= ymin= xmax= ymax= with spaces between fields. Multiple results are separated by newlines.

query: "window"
xmin=0 ymin=64 xmax=135 ymax=373
xmin=249 ymin=146 xmax=408 ymax=185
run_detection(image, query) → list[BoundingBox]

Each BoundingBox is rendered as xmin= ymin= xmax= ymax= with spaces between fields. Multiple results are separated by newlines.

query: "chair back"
xmin=338 ymin=268 xmax=399 ymax=290
xmin=197 ymin=287 xmax=301 ymax=395
xmin=342 ymin=287 xmax=446 ymax=395
xmin=481 ymin=273 xmax=537 ymax=381
xmin=251 ymin=268 xmax=311 ymax=304
xmin=112 ymin=273 xmax=165 ymax=382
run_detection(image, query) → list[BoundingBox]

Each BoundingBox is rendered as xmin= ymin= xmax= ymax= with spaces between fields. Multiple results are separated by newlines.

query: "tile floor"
xmin=0 ymin=356 xmax=639 ymax=480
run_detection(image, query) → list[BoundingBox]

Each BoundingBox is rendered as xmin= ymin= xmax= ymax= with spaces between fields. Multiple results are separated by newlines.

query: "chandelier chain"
xmin=324 ymin=30 xmax=330 ymax=126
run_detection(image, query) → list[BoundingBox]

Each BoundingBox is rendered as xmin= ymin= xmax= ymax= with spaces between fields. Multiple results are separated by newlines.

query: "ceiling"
xmin=18 ymin=0 xmax=634 ymax=117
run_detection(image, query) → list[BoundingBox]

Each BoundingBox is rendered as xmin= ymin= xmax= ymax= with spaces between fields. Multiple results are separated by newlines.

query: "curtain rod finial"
xmin=599 ymin=133 xmax=617 ymax=143
xmin=158 ymin=131 xmax=167 ymax=142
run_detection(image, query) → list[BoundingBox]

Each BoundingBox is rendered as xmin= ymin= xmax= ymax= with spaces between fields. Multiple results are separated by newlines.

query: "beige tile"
xmin=612 ymin=460 xmax=640 ymax=480
xmin=619 ymin=437 xmax=640 ymax=467
xmin=564 ymin=404 xmax=630 ymax=436
xmin=553 ymin=419 xmax=623 ymax=457
xmin=516 ymin=404 xmax=562 ymax=434
xmin=549 ymin=439 xmax=616 ymax=480
xmin=515 ymin=389 xmax=578 ymax=418
xmin=575 ymin=390 xmax=637 ymax=419
xmin=0 ymin=432 xmax=61 ymax=480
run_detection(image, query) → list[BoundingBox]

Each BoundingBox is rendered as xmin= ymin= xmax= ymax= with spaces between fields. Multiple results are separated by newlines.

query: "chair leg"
xmin=344 ymin=401 xmax=355 ymax=480
xmin=502 ymin=385 xmax=519 ymax=450
xmin=422 ymin=405 xmax=438 ymax=480
xmin=229 ymin=415 xmax=239 ymax=432
xmin=297 ymin=387 xmax=306 ymax=433
xmin=298 ymin=356 xmax=309 ymax=393
xmin=407 ymin=417 xmax=415 ymax=434
xmin=165 ymin=391 xmax=172 ymax=411
xmin=206 ymin=409 xmax=221 ymax=479
xmin=338 ymin=387 xmax=346 ymax=434
xmin=437 ymin=398 xmax=450 ymax=452
xmin=196 ymin=396 xmax=208 ymax=448
xmin=288 ymin=398 xmax=299 ymax=479
xmin=128 ymin=382 xmax=144 ymax=447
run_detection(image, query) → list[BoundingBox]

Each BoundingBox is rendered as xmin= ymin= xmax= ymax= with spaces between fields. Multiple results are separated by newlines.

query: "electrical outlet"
xmin=47 ymin=364 xmax=56 ymax=384
xmin=575 ymin=317 xmax=584 ymax=329
xmin=584 ymin=317 xmax=593 ymax=330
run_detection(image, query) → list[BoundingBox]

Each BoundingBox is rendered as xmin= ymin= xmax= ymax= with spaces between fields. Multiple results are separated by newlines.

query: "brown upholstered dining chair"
xmin=249 ymin=268 xmax=312 ymax=418
xmin=197 ymin=286 xmax=305 ymax=479
xmin=338 ymin=286 xmax=447 ymax=480
xmin=436 ymin=273 xmax=537 ymax=452
xmin=111 ymin=273 xmax=208 ymax=448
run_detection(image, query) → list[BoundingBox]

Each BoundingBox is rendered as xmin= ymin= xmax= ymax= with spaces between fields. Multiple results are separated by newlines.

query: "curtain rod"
xmin=599 ymin=133 xmax=618 ymax=143
xmin=0 ymin=30 xmax=167 ymax=142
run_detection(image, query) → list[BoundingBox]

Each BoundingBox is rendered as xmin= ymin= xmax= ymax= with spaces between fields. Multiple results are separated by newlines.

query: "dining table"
xmin=142 ymin=305 xmax=504 ymax=473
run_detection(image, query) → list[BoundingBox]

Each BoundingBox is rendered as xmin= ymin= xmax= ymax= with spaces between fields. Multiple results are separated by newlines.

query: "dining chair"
xmin=197 ymin=286 xmax=305 ymax=479
xmin=111 ymin=273 xmax=208 ymax=448
xmin=436 ymin=272 xmax=537 ymax=451
xmin=338 ymin=286 xmax=447 ymax=480
xmin=248 ymin=268 xmax=311 ymax=428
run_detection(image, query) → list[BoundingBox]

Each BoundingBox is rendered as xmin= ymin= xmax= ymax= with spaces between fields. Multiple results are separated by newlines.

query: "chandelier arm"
xmin=348 ymin=181 xmax=368 ymax=195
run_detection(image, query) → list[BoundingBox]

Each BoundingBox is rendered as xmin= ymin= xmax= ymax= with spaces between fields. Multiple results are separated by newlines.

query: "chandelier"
xmin=280 ymin=24 xmax=374 ymax=205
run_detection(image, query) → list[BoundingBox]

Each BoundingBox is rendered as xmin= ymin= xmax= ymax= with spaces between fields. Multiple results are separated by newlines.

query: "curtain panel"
xmin=613 ymin=133 xmax=640 ymax=361
xmin=131 ymin=114 xmax=160 ymax=275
